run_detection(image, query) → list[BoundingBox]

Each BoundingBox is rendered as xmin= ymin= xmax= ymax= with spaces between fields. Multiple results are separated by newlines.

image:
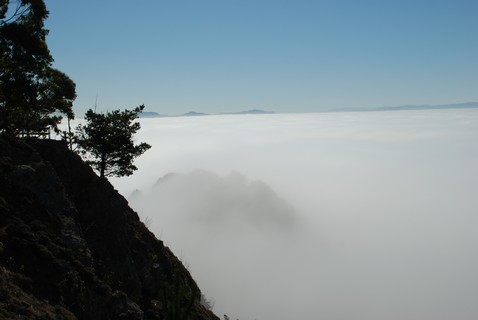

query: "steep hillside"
xmin=0 ymin=137 xmax=219 ymax=320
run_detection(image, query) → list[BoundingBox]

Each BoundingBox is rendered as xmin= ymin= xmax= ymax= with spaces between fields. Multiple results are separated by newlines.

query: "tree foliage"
xmin=0 ymin=0 xmax=76 ymax=136
xmin=75 ymin=105 xmax=151 ymax=178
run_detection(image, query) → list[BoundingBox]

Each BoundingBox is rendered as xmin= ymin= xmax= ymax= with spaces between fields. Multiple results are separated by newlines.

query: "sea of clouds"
xmin=105 ymin=109 xmax=478 ymax=320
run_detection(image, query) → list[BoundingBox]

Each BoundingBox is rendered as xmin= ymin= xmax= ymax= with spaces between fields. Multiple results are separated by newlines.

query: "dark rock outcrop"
xmin=0 ymin=137 xmax=219 ymax=320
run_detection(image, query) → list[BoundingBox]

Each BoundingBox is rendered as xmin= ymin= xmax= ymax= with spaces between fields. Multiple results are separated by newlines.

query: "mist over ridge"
xmin=130 ymin=169 xmax=297 ymax=230
xmin=108 ymin=109 xmax=478 ymax=320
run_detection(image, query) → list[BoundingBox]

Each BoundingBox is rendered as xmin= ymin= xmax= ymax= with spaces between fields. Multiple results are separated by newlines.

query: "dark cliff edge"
xmin=0 ymin=137 xmax=219 ymax=320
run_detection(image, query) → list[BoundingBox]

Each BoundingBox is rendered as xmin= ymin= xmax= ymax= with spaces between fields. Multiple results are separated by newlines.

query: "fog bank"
xmin=110 ymin=109 xmax=478 ymax=320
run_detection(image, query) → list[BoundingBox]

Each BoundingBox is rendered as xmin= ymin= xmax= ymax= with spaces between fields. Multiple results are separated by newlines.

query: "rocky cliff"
xmin=0 ymin=137 xmax=219 ymax=320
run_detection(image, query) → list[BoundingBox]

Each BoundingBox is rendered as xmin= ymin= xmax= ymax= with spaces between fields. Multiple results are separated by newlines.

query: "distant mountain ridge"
xmin=378 ymin=102 xmax=478 ymax=111
xmin=220 ymin=109 xmax=275 ymax=115
xmin=332 ymin=102 xmax=478 ymax=113
xmin=139 ymin=102 xmax=478 ymax=118
xmin=182 ymin=111 xmax=209 ymax=117
xmin=138 ymin=111 xmax=168 ymax=118
xmin=139 ymin=109 xmax=275 ymax=118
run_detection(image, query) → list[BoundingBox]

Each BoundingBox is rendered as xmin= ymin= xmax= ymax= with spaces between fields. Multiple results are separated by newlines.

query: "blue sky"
xmin=44 ymin=0 xmax=478 ymax=115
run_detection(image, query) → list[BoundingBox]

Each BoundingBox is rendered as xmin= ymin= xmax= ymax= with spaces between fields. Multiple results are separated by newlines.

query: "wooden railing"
xmin=18 ymin=128 xmax=51 ymax=139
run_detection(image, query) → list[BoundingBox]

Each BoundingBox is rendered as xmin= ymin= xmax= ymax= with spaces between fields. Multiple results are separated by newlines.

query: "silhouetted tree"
xmin=0 ymin=0 xmax=76 ymax=136
xmin=75 ymin=105 xmax=151 ymax=178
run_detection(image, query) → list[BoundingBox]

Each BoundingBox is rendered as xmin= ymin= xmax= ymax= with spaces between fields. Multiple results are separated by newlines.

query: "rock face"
xmin=0 ymin=137 xmax=219 ymax=320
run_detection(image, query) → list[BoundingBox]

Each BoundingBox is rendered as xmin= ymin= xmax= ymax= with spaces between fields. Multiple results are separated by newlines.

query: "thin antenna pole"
xmin=94 ymin=93 xmax=98 ymax=112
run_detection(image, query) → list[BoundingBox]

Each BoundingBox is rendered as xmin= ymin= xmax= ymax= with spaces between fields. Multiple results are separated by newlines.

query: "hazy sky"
xmin=44 ymin=0 xmax=477 ymax=116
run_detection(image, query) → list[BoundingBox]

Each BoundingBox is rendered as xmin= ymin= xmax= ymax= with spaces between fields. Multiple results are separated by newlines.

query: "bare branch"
xmin=0 ymin=0 xmax=31 ymax=25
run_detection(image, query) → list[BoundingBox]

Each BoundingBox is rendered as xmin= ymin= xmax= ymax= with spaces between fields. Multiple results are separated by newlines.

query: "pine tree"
xmin=75 ymin=105 xmax=151 ymax=178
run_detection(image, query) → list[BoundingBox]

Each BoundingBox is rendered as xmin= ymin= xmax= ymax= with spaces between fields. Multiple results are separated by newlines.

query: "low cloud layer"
xmin=128 ymin=170 xmax=298 ymax=248
xmin=107 ymin=109 xmax=478 ymax=320
xmin=136 ymin=170 xmax=297 ymax=228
